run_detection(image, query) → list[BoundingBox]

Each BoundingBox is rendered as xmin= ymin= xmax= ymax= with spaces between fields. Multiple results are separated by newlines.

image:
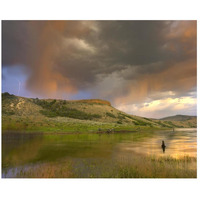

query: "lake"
xmin=2 ymin=128 xmax=197 ymax=178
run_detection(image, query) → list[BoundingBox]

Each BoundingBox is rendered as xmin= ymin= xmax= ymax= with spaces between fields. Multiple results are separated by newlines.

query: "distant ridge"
xmin=160 ymin=115 xmax=196 ymax=121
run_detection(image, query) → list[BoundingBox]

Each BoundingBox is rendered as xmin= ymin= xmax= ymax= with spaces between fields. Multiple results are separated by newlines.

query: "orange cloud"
xmin=24 ymin=21 xmax=95 ymax=97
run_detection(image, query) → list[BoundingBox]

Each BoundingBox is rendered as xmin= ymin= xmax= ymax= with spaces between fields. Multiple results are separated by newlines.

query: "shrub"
xmin=34 ymin=99 xmax=102 ymax=120
xmin=118 ymin=114 xmax=125 ymax=120
xmin=106 ymin=112 xmax=116 ymax=118
xmin=2 ymin=92 xmax=16 ymax=100
xmin=3 ymin=110 xmax=15 ymax=115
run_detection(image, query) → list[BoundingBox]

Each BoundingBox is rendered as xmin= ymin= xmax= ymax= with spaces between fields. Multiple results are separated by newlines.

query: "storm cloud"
xmin=2 ymin=20 xmax=197 ymax=117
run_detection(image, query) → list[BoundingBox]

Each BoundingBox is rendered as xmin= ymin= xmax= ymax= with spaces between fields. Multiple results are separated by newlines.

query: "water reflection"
xmin=117 ymin=129 xmax=196 ymax=159
xmin=2 ymin=128 xmax=197 ymax=177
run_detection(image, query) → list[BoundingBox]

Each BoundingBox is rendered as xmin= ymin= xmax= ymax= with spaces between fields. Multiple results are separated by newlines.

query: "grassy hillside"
xmin=2 ymin=92 xmax=197 ymax=133
xmin=159 ymin=115 xmax=197 ymax=128
xmin=160 ymin=115 xmax=196 ymax=121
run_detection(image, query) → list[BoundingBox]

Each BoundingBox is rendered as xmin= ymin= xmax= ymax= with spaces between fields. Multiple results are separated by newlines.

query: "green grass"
xmin=2 ymin=114 xmax=165 ymax=134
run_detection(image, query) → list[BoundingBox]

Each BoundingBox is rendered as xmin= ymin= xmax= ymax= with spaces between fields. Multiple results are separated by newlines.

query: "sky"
xmin=2 ymin=20 xmax=197 ymax=118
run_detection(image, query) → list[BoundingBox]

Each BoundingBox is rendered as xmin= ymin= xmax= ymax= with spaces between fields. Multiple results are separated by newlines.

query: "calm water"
xmin=2 ymin=128 xmax=197 ymax=178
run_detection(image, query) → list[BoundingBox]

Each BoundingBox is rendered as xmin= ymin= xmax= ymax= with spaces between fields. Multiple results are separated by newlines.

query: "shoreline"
xmin=2 ymin=127 xmax=190 ymax=135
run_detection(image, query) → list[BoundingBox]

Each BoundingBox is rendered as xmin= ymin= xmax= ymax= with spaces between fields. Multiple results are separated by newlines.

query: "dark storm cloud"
xmin=2 ymin=20 xmax=196 ymax=103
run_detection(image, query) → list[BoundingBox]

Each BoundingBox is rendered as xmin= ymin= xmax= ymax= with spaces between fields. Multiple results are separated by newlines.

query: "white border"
xmin=0 ymin=0 xmax=199 ymax=20
xmin=0 ymin=0 xmax=200 ymax=200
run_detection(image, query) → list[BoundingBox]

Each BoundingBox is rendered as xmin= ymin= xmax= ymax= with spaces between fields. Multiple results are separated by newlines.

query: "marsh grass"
xmin=108 ymin=156 xmax=197 ymax=178
xmin=70 ymin=155 xmax=197 ymax=178
xmin=4 ymin=155 xmax=196 ymax=178
xmin=18 ymin=163 xmax=74 ymax=178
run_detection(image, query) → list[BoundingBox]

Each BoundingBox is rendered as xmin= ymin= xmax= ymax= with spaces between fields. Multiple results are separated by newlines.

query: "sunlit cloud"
xmin=64 ymin=38 xmax=96 ymax=54
xmin=116 ymin=96 xmax=197 ymax=118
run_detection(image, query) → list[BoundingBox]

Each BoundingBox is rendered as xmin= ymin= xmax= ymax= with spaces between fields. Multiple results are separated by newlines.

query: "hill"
xmin=160 ymin=115 xmax=196 ymax=121
xmin=1 ymin=92 xmax=197 ymax=133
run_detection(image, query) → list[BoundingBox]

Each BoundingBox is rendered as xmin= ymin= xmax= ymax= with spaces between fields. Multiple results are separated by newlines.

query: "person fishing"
xmin=161 ymin=140 xmax=166 ymax=153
